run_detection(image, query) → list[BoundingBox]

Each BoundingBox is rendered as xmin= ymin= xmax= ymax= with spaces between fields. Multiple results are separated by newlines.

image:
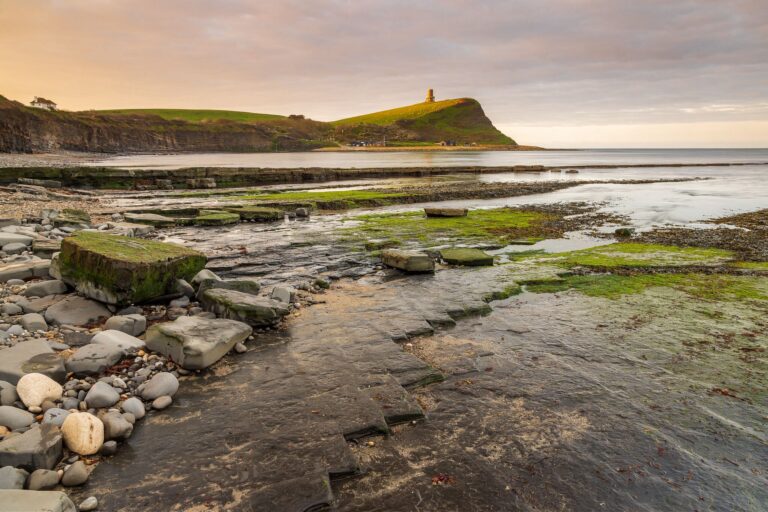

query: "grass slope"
xmin=332 ymin=98 xmax=469 ymax=126
xmin=333 ymin=98 xmax=515 ymax=145
xmin=93 ymin=108 xmax=285 ymax=123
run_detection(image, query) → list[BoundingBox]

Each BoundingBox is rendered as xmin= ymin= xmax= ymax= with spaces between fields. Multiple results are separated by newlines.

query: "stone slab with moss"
xmin=194 ymin=211 xmax=240 ymax=226
xmin=226 ymin=206 xmax=283 ymax=222
xmin=51 ymin=208 xmax=91 ymax=228
xmin=424 ymin=208 xmax=468 ymax=218
xmin=200 ymin=288 xmax=290 ymax=327
xmin=381 ymin=249 xmax=435 ymax=273
xmin=440 ymin=248 xmax=494 ymax=266
xmin=535 ymin=242 xmax=735 ymax=269
xmin=58 ymin=231 xmax=207 ymax=305
xmin=124 ymin=213 xmax=177 ymax=228
xmin=345 ymin=208 xmax=551 ymax=248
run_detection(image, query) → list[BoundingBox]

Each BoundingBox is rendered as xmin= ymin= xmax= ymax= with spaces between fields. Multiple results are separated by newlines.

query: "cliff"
xmin=0 ymin=96 xmax=332 ymax=153
xmin=0 ymin=94 xmax=516 ymax=153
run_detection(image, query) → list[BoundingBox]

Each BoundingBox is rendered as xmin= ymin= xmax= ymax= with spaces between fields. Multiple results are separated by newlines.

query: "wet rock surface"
xmin=1 ymin=170 xmax=767 ymax=510
xmin=68 ymin=261 xmax=768 ymax=510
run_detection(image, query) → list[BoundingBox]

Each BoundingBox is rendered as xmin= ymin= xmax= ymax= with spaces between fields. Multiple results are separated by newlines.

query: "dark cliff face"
xmin=0 ymin=97 xmax=333 ymax=153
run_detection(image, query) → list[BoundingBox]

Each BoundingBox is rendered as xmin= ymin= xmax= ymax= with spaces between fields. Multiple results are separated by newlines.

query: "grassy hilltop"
xmin=333 ymin=98 xmax=515 ymax=146
xmin=94 ymin=108 xmax=285 ymax=123
xmin=0 ymin=93 xmax=518 ymax=152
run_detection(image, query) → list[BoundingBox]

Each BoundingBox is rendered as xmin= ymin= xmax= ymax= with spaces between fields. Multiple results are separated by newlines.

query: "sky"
xmin=1 ymin=0 xmax=766 ymax=148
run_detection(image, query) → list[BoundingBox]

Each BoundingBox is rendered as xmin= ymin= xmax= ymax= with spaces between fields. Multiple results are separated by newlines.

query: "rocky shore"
xmin=1 ymin=170 xmax=766 ymax=511
xmin=0 ymin=208 xmax=331 ymax=511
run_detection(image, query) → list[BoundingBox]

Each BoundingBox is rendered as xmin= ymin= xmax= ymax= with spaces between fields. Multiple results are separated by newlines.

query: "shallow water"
xmin=88 ymin=148 xmax=768 ymax=169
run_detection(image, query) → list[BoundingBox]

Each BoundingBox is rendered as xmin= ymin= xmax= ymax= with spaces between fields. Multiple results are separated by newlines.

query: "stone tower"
xmin=425 ymin=88 xmax=435 ymax=103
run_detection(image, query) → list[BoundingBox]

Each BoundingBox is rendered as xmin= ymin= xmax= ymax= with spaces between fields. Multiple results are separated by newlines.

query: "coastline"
xmin=312 ymin=144 xmax=549 ymax=152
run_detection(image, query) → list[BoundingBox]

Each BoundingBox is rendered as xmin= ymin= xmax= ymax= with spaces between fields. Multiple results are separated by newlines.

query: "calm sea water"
xmin=89 ymin=148 xmax=768 ymax=169
xmin=100 ymin=148 xmax=768 ymax=230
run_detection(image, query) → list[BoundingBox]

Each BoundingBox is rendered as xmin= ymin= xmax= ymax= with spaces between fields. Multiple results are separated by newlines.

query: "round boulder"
xmin=61 ymin=412 xmax=104 ymax=455
xmin=140 ymin=372 xmax=179 ymax=400
xmin=84 ymin=381 xmax=120 ymax=409
xmin=16 ymin=373 xmax=63 ymax=408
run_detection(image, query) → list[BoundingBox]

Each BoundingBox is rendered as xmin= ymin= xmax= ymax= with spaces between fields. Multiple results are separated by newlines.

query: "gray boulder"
xmin=42 ymin=408 xmax=70 ymax=427
xmin=84 ymin=382 xmax=120 ymax=409
xmin=90 ymin=329 xmax=145 ymax=353
xmin=0 ymin=406 xmax=35 ymax=430
xmin=0 ymin=382 xmax=18 ymax=406
xmin=145 ymin=316 xmax=252 ymax=370
xmin=191 ymin=268 xmax=220 ymax=285
xmin=103 ymin=314 xmax=146 ymax=336
xmin=0 ymin=424 xmax=63 ymax=470
xmin=100 ymin=411 xmax=133 ymax=440
xmin=0 ymin=339 xmax=66 ymax=385
xmin=61 ymin=460 xmax=88 ymax=486
xmin=20 ymin=313 xmax=47 ymax=332
xmin=195 ymin=278 xmax=261 ymax=300
xmin=1 ymin=303 xmax=23 ymax=316
xmin=200 ymin=288 xmax=290 ymax=328
xmin=120 ymin=397 xmax=145 ymax=420
xmin=44 ymin=296 xmax=111 ymax=326
xmin=2 ymin=243 xmax=27 ymax=255
xmin=65 ymin=344 xmax=123 ymax=377
xmin=175 ymin=278 xmax=195 ymax=298
xmin=0 ymin=233 xmax=33 ymax=247
xmin=26 ymin=468 xmax=60 ymax=490
xmin=270 ymin=286 xmax=294 ymax=304
xmin=140 ymin=373 xmax=179 ymax=400
xmin=0 ymin=260 xmax=50 ymax=283
xmin=0 ymin=466 xmax=28 ymax=489
xmin=23 ymin=280 xmax=67 ymax=298
xmin=0 ymin=490 xmax=76 ymax=512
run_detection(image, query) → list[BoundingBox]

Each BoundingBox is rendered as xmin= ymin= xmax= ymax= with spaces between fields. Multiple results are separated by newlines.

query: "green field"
xmin=93 ymin=108 xmax=285 ymax=123
xmin=332 ymin=98 xmax=470 ymax=126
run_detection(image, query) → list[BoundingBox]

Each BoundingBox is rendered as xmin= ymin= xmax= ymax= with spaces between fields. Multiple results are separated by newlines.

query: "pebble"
xmin=84 ymin=382 xmax=120 ymax=409
xmin=120 ymin=397 xmax=146 ymax=420
xmin=140 ymin=372 xmax=179 ymax=400
xmin=152 ymin=395 xmax=173 ymax=410
xmin=26 ymin=468 xmax=61 ymax=490
xmin=79 ymin=496 xmax=99 ymax=511
xmin=100 ymin=440 xmax=118 ymax=456
xmin=61 ymin=460 xmax=89 ymax=486
xmin=234 ymin=342 xmax=247 ymax=354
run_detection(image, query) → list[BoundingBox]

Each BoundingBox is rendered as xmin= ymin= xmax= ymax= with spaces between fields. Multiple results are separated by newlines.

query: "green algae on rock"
xmin=59 ymin=231 xmax=206 ymax=305
xmin=194 ymin=211 xmax=240 ymax=226
xmin=538 ymin=242 xmax=735 ymax=269
xmin=439 ymin=248 xmax=494 ymax=266
xmin=525 ymin=273 xmax=768 ymax=302
xmin=225 ymin=206 xmax=283 ymax=222
xmin=346 ymin=208 xmax=550 ymax=247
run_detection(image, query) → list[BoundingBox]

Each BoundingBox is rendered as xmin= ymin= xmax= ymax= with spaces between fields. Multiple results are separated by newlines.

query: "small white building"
xmin=30 ymin=97 xmax=57 ymax=111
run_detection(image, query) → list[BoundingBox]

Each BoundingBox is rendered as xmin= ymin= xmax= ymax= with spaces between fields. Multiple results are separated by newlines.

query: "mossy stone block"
xmin=227 ymin=207 xmax=283 ymax=222
xmin=194 ymin=212 xmax=240 ymax=226
xmin=59 ymin=231 xmax=207 ymax=305
xmin=440 ymin=248 xmax=494 ymax=266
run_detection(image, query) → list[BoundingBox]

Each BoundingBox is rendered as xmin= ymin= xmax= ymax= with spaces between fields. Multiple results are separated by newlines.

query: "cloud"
xmin=0 ymin=0 xmax=766 ymax=146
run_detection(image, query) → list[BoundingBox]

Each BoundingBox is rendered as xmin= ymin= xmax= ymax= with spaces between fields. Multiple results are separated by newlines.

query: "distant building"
xmin=30 ymin=97 xmax=57 ymax=111
xmin=425 ymin=88 xmax=435 ymax=103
